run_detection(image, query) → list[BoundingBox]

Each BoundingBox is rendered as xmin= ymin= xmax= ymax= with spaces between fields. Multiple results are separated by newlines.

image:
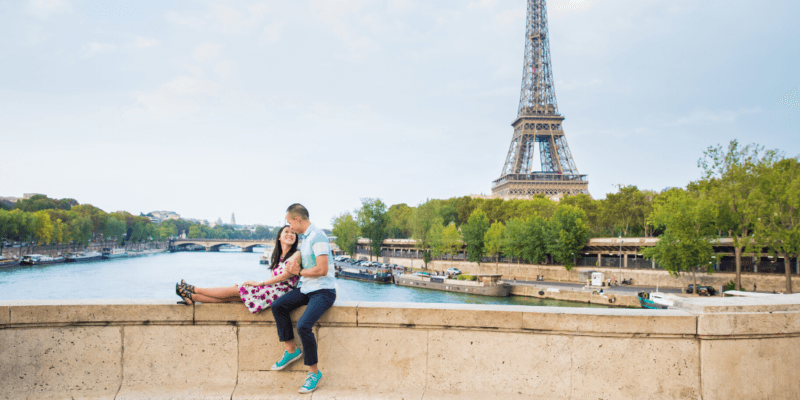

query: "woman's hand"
xmin=242 ymin=280 xmax=261 ymax=287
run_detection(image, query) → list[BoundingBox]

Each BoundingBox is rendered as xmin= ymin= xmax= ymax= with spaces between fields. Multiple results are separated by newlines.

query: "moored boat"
xmin=335 ymin=266 xmax=393 ymax=283
xmin=101 ymin=248 xmax=128 ymax=259
xmin=65 ymin=251 xmax=103 ymax=262
xmin=394 ymin=273 xmax=511 ymax=297
xmin=0 ymin=256 xmax=20 ymax=268
xmin=20 ymin=254 xmax=66 ymax=266
xmin=637 ymin=292 xmax=676 ymax=309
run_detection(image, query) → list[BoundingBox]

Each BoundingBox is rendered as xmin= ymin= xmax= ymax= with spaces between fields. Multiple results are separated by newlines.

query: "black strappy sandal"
xmin=176 ymin=284 xmax=194 ymax=305
xmin=180 ymin=279 xmax=196 ymax=294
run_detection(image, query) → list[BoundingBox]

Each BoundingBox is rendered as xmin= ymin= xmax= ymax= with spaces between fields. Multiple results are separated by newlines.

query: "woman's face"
xmin=279 ymin=227 xmax=297 ymax=247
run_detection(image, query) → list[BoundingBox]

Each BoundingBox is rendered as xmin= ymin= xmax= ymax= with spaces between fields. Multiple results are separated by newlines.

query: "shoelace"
xmin=303 ymin=373 xmax=319 ymax=388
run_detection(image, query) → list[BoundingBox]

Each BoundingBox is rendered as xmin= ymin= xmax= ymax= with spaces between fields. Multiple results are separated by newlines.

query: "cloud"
xmin=467 ymin=0 xmax=498 ymax=9
xmin=260 ymin=21 xmax=284 ymax=45
xmin=309 ymin=0 xmax=382 ymax=63
xmin=668 ymin=107 xmax=762 ymax=126
xmin=193 ymin=43 xmax=222 ymax=61
xmin=87 ymin=42 xmax=116 ymax=54
xmin=136 ymin=76 xmax=222 ymax=119
xmin=167 ymin=3 xmax=271 ymax=35
xmin=134 ymin=37 xmax=159 ymax=48
xmin=28 ymin=0 xmax=70 ymax=19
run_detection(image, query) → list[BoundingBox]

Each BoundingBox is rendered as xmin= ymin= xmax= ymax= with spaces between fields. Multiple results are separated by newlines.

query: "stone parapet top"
xmin=672 ymin=293 xmax=800 ymax=314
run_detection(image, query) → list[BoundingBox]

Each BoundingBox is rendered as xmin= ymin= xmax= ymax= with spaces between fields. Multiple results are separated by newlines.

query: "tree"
xmin=386 ymin=203 xmax=413 ymax=238
xmin=332 ymin=212 xmax=360 ymax=258
xmin=484 ymin=221 xmax=505 ymax=267
xmin=52 ymin=218 xmax=68 ymax=245
xmin=105 ymin=216 xmax=126 ymax=245
xmin=411 ymin=200 xmax=443 ymax=269
xmin=548 ymin=205 xmax=590 ymax=270
xmin=751 ymin=158 xmax=800 ymax=293
xmin=643 ymin=190 xmax=717 ymax=290
xmin=428 ymin=222 xmax=445 ymax=260
xmin=699 ymin=140 xmax=780 ymax=290
xmin=188 ymin=225 xmax=206 ymax=239
xmin=254 ymin=226 xmax=272 ymax=240
xmin=501 ymin=218 xmax=527 ymax=261
xmin=521 ymin=215 xmax=550 ymax=265
xmin=72 ymin=204 xmax=108 ymax=240
xmin=357 ymin=198 xmax=389 ymax=261
xmin=462 ymin=209 xmax=489 ymax=264
xmin=69 ymin=217 xmax=93 ymax=246
xmin=441 ymin=223 xmax=461 ymax=261
xmin=32 ymin=211 xmax=53 ymax=244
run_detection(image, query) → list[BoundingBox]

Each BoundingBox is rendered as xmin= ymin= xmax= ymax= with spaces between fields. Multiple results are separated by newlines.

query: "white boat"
xmin=637 ymin=291 xmax=678 ymax=309
xmin=65 ymin=251 xmax=103 ymax=262
xmin=20 ymin=254 xmax=66 ymax=266
xmin=101 ymin=248 xmax=128 ymax=259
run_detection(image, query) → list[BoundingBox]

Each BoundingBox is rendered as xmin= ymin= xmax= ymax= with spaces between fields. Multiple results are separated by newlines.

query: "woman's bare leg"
xmin=192 ymin=285 xmax=242 ymax=303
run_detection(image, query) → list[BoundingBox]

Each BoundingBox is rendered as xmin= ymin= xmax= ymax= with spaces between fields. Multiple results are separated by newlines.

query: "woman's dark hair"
xmin=270 ymin=226 xmax=298 ymax=270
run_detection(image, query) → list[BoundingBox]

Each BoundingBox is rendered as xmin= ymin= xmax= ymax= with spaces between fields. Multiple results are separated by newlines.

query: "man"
xmin=270 ymin=203 xmax=337 ymax=394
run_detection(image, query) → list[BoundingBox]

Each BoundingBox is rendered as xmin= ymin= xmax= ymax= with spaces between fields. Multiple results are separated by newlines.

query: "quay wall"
xmin=381 ymin=256 xmax=800 ymax=293
xmin=1 ymin=240 xmax=168 ymax=259
xmin=2 ymin=297 xmax=800 ymax=399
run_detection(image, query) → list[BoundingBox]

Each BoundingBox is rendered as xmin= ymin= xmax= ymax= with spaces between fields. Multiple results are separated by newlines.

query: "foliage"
xmin=457 ymin=274 xmax=477 ymax=281
xmin=386 ymin=203 xmax=413 ymax=238
xmin=441 ymin=223 xmax=462 ymax=260
xmin=331 ymin=212 xmax=360 ymax=258
xmin=357 ymin=198 xmax=389 ymax=259
xmin=14 ymin=194 xmax=78 ymax=213
xmin=461 ymin=209 xmax=489 ymax=263
xmin=483 ymin=221 xmax=505 ymax=263
xmin=548 ymin=205 xmax=590 ymax=270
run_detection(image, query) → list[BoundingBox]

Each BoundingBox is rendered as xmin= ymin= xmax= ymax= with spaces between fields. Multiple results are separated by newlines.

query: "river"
xmin=0 ymin=249 xmax=606 ymax=307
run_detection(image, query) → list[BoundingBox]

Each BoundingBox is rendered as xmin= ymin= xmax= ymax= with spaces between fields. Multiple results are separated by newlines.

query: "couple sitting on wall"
xmin=175 ymin=203 xmax=336 ymax=394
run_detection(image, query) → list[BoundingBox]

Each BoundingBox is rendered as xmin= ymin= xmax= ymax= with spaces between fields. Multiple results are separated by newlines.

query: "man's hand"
xmin=242 ymin=280 xmax=260 ymax=287
xmin=285 ymin=255 xmax=301 ymax=276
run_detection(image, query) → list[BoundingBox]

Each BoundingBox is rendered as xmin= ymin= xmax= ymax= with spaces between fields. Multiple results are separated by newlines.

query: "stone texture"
xmin=239 ymin=325 xmax=309 ymax=372
xmin=425 ymin=330 xmax=572 ymax=397
xmin=317 ymin=327 xmax=428 ymax=390
xmin=8 ymin=300 xmax=192 ymax=325
xmin=697 ymin=311 xmax=800 ymax=336
xmin=569 ymin=336 xmax=701 ymax=400
xmin=314 ymin=388 xmax=425 ymax=400
xmin=357 ymin=302 xmax=524 ymax=330
xmin=194 ymin=302 xmax=357 ymax=327
xmin=0 ymin=304 xmax=8 ymax=325
xmin=420 ymin=391 xmax=564 ymax=400
xmin=523 ymin=307 xmax=697 ymax=335
xmin=116 ymin=325 xmax=237 ymax=400
xmin=0 ymin=326 xmax=122 ymax=400
xmin=235 ymin=370 xmax=312 ymax=394
xmin=701 ymin=337 xmax=800 ymax=400
xmin=673 ymin=294 xmax=800 ymax=314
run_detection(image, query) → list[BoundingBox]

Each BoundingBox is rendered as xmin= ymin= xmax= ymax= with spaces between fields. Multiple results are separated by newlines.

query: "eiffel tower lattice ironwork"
xmin=491 ymin=0 xmax=589 ymax=198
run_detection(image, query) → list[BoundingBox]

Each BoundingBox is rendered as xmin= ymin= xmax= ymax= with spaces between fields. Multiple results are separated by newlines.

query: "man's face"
xmin=286 ymin=212 xmax=302 ymax=234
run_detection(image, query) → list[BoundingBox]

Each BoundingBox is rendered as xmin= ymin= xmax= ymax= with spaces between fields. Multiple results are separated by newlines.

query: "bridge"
xmin=169 ymin=238 xmax=275 ymax=252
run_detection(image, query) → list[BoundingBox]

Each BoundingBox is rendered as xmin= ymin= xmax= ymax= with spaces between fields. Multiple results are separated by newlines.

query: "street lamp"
xmin=618 ymin=235 xmax=623 ymax=284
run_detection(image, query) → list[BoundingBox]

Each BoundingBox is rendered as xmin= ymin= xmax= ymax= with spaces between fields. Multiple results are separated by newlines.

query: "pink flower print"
xmin=272 ymin=294 xmax=278 ymax=300
xmin=256 ymin=306 xmax=262 ymax=312
xmin=249 ymin=302 xmax=255 ymax=308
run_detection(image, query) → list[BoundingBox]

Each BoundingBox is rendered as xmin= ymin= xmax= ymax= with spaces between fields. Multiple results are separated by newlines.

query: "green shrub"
xmin=457 ymin=274 xmax=477 ymax=281
xmin=723 ymin=280 xmax=745 ymax=292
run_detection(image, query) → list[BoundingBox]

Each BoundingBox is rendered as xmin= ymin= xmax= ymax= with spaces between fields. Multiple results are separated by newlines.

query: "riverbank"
xmin=0 ymin=240 xmax=168 ymax=259
xmin=377 ymin=256 xmax=800 ymax=293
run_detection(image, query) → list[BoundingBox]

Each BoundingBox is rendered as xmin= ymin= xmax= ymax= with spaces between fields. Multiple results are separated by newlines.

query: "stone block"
xmin=701 ymin=337 xmax=800 ymax=400
xmin=569 ymin=336 xmax=700 ymax=399
xmin=314 ymin=388 xmax=425 ymax=400
xmin=317 ymin=326 xmax=428 ymax=390
xmin=8 ymin=300 xmax=192 ymax=325
xmin=116 ymin=325 xmax=237 ymax=399
xmin=0 ymin=326 xmax=122 ymax=400
xmin=425 ymin=330 xmax=571 ymax=397
xmin=697 ymin=310 xmax=800 ymax=336
xmin=357 ymin=302 xmax=524 ymax=330
xmin=421 ymin=391 xmax=564 ymax=400
xmin=673 ymin=294 xmax=800 ymax=314
xmin=195 ymin=302 xmax=274 ymax=323
xmin=0 ymin=305 xmax=8 ymax=325
xmin=235 ymin=370 xmax=312 ymax=394
xmin=239 ymin=325 xmax=310 ymax=372
xmin=523 ymin=307 xmax=697 ymax=335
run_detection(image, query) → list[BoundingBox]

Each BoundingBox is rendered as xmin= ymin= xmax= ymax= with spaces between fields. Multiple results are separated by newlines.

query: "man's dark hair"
xmin=287 ymin=203 xmax=309 ymax=220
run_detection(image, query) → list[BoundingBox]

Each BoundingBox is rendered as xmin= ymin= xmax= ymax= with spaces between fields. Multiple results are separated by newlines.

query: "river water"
xmin=0 ymin=250 xmax=605 ymax=308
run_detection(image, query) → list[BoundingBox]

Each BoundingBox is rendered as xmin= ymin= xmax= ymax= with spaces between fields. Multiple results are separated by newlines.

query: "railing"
xmin=492 ymin=173 xmax=588 ymax=188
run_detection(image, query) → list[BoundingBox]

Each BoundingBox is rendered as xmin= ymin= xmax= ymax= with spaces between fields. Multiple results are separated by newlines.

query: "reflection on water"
xmin=0 ymin=251 xmax=607 ymax=308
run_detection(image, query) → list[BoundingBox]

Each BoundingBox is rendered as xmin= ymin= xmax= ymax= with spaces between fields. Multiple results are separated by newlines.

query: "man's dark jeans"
xmin=272 ymin=287 xmax=336 ymax=366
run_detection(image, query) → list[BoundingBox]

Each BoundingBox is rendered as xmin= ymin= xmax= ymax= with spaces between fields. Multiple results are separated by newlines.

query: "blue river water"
xmin=0 ymin=250 xmax=605 ymax=308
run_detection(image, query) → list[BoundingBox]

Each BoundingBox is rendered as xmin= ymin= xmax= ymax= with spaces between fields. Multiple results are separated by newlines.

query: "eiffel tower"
xmin=491 ymin=0 xmax=589 ymax=199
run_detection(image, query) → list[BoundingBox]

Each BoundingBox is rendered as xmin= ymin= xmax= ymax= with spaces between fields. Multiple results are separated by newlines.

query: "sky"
xmin=1 ymin=0 xmax=798 ymax=228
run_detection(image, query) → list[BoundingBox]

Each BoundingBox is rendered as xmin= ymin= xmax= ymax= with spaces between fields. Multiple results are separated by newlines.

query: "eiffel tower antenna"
xmin=491 ymin=0 xmax=589 ymax=199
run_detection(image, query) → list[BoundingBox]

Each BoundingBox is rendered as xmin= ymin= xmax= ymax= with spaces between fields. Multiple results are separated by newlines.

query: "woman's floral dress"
xmin=239 ymin=259 xmax=299 ymax=314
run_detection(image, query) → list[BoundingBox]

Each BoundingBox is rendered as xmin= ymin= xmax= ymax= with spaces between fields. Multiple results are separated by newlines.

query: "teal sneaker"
xmin=299 ymin=371 xmax=322 ymax=394
xmin=271 ymin=348 xmax=302 ymax=371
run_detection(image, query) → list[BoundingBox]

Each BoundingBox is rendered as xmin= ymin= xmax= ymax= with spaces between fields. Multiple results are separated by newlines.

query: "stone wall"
xmin=2 ymin=297 xmax=800 ymax=399
xmin=382 ymin=256 xmax=800 ymax=293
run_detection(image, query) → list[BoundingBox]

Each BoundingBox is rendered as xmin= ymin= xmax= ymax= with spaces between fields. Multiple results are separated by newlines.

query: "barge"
xmin=65 ymin=251 xmax=103 ymax=262
xmin=394 ymin=273 xmax=511 ymax=297
xmin=335 ymin=266 xmax=393 ymax=283
xmin=20 ymin=254 xmax=66 ymax=266
xmin=101 ymin=248 xmax=128 ymax=259
xmin=0 ymin=256 xmax=19 ymax=268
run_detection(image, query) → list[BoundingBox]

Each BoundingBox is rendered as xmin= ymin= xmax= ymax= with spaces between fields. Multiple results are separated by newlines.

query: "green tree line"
xmin=332 ymin=140 xmax=799 ymax=293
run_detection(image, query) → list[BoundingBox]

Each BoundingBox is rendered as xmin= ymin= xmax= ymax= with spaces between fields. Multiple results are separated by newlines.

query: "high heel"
xmin=180 ymin=279 xmax=196 ymax=294
xmin=177 ymin=285 xmax=194 ymax=305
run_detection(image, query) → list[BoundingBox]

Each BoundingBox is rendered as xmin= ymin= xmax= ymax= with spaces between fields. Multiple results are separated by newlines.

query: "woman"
xmin=176 ymin=226 xmax=300 ymax=313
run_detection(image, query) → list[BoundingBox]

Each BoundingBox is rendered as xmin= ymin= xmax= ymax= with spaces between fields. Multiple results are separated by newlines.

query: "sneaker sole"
xmin=270 ymin=352 xmax=303 ymax=371
xmin=299 ymin=382 xmax=320 ymax=394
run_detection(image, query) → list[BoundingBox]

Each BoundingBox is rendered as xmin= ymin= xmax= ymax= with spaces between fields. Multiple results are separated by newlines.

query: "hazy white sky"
xmin=1 ymin=0 xmax=798 ymax=228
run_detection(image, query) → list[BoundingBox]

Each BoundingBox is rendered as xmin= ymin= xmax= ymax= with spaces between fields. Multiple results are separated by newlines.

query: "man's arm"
xmin=285 ymin=252 xmax=328 ymax=277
